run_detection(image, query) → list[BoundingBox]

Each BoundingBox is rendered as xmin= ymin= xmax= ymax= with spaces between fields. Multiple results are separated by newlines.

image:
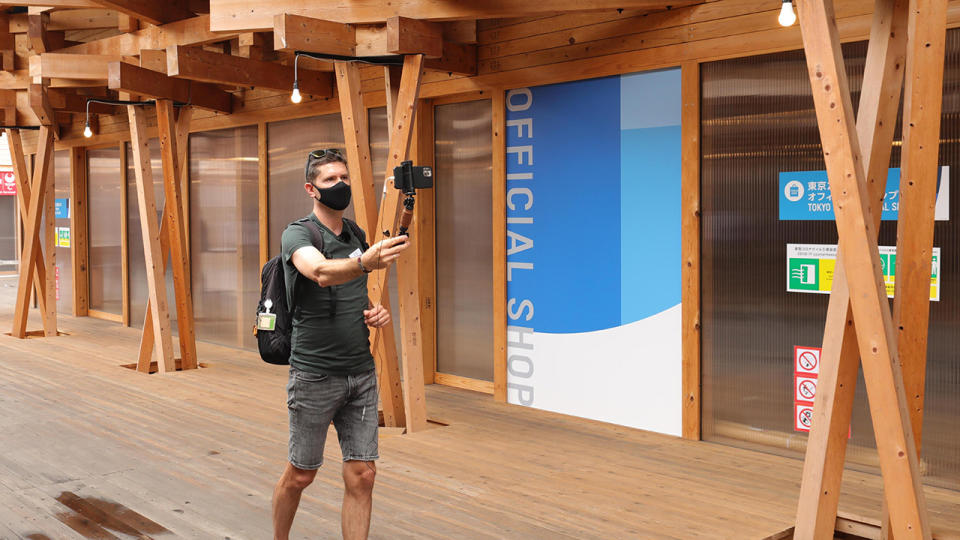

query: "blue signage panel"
xmin=54 ymin=198 xmax=69 ymax=219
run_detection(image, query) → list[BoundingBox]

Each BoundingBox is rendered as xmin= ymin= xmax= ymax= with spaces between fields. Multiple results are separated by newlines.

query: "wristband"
xmin=357 ymin=255 xmax=372 ymax=274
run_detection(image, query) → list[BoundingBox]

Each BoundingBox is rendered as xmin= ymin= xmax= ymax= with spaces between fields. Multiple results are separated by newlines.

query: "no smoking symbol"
xmin=799 ymin=351 xmax=818 ymax=371
xmin=798 ymin=407 xmax=813 ymax=428
xmin=799 ymin=380 xmax=817 ymax=400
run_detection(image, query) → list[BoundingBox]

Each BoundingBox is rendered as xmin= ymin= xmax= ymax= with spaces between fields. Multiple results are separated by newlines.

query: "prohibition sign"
xmin=798 ymin=407 xmax=813 ymax=429
xmin=798 ymin=351 xmax=818 ymax=372
xmin=799 ymin=379 xmax=816 ymax=401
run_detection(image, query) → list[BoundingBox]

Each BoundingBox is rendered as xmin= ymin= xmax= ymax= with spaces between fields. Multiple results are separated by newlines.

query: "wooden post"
xmin=681 ymin=61 xmax=701 ymax=440
xmin=492 ymin=89 xmax=508 ymax=402
xmin=883 ymin=3 xmax=948 ymax=538
xmin=11 ymin=126 xmax=55 ymax=338
xmin=258 ymin=122 xmax=269 ymax=269
xmin=43 ymin=150 xmax=54 ymax=326
xmin=70 ymin=146 xmax=89 ymax=317
xmin=120 ymin=142 xmax=131 ymax=327
xmin=157 ymin=99 xmax=198 ymax=369
xmin=413 ymin=99 xmax=437 ymax=385
xmin=794 ymin=1 xmax=909 ymax=537
xmin=176 ymin=106 xmax=191 ymax=280
xmin=796 ymin=2 xmax=930 ymax=538
xmin=334 ymin=59 xmax=406 ymax=428
xmin=7 ymin=129 xmax=50 ymax=334
xmin=128 ymin=105 xmax=176 ymax=374
xmin=365 ymin=54 xmax=428 ymax=431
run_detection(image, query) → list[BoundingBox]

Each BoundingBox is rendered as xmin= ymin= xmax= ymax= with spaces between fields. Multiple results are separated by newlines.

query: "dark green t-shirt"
xmin=280 ymin=214 xmax=374 ymax=375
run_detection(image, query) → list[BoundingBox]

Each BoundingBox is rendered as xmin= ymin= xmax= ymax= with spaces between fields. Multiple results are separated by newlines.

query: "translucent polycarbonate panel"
xmin=267 ymin=114 xmax=345 ymax=254
xmin=701 ymin=35 xmax=960 ymax=490
xmin=435 ymin=100 xmax=494 ymax=381
xmin=190 ymin=126 xmax=260 ymax=350
xmin=54 ymin=150 xmax=72 ymax=314
xmin=0 ymin=195 xmax=13 ymax=272
xmin=126 ymin=139 xmax=176 ymax=331
xmin=87 ymin=146 xmax=123 ymax=315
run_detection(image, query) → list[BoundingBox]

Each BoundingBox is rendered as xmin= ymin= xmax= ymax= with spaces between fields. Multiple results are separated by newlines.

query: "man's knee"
xmin=343 ymin=461 xmax=376 ymax=494
xmin=283 ymin=464 xmax=317 ymax=491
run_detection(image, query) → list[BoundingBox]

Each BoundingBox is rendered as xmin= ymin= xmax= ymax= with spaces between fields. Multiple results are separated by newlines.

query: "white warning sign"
xmin=795 ymin=346 xmax=821 ymax=376
xmin=795 ymin=375 xmax=817 ymax=403
xmin=795 ymin=403 xmax=814 ymax=432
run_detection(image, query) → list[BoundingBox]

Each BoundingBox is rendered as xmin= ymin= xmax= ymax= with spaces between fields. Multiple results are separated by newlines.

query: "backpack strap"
xmin=343 ymin=218 xmax=370 ymax=251
xmin=288 ymin=218 xmax=327 ymax=315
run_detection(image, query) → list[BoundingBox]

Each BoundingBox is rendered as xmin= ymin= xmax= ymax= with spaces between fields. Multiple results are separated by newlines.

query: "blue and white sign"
xmin=54 ymin=197 xmax=69 ymax=219
xmin=779 ymin=167 xmax=950 ymax=221
xmin=505 ymin=68 xmax=682 ymax=436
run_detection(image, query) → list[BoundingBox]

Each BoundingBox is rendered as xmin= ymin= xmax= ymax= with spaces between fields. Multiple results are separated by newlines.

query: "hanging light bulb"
xmin=779 ymin=0 xmax=797 ymax=27
xmin=291 ymin=82 xmax=302 ymax=104
xmin=83 ymin=123 xmax=93 ymax=138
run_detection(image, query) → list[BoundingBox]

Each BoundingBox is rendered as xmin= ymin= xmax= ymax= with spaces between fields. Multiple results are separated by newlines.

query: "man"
xmin=272 ymin=148 xmax=409 ymax=540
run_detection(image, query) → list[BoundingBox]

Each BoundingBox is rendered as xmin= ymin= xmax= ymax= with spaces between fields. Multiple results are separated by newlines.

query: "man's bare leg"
xmin=273 ymin=462 xmax=318 ymax=540
xmin=342 ymin=460 xmax=376 ymax=540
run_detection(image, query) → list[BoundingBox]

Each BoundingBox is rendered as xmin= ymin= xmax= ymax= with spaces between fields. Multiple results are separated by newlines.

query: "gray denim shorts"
xmin=286 ymin=367 xmax=379 ymax=470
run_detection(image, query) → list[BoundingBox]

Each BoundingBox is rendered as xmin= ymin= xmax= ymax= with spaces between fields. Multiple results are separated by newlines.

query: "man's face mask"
xmin=313 ymin=180 xmax=352 ymax=211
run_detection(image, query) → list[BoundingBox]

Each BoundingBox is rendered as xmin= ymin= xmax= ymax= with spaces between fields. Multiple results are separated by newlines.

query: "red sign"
xmin=0 ymin=170 xmax=15 ymax=196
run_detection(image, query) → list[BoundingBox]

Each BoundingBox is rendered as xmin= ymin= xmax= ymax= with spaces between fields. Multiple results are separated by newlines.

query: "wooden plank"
xmin=257 ymin=122 xmax=268 ymax=269
xmin=89 ymin=0 xmax=195 ymax=25
xmin=210 ymin=0 xmax=701 ymax=31
xmin=434 ymin=372 xmax=494 ymax=395
xmin=680 ymin=61 xmax=700 ymax=441
xmin=46 ymin=8 xmax=119 ymax=31
xmin=42 ymin=138 xmax=54 ymax=329
xmin=108 ymin=61 xmax=233 ymax=114
xmin=166 ymin=45 xmax=333 ymax=97
xmin=413 ymin=99 xmax=436 ymax=385
xmin=795 ymin=2 xmax=910 ymax=537
xmin=424 ymin=42 xmax=477 ymax=76
xmin=272 ymin=13 xmax=355 ymax=55
xmin=127 ymin=105 xmax=175 ymax=373
xmin=139 ymin=49 xmax=166 ymax=72
xmin=796 ymin=2 xmax=931 ymax=538
xmin=11 ymin=126 xmax=54 ymax=338
xmin=175 ymin=105 xmax=190 ymax=272
xmin=7 ymin=128 xmax=50 ymax=326
xmin=28 ymin=13 xmax=65 ymax=53
xmin=386 ymin=16 xmax=443 ymax=57
xmin=119 ymin=141 xmax=130 ymax=326
xmin=156 ymin=99 xmax=197 ymax=369
xmin=384 ymin=64 xmax=401 ymax=130
xmin=0 ymin=12 xmax=15 ymax=71
xmin=333 ymin=58 xmax=406 ymax=427
xmin=29 ymin=83 xmax=55 ymax=126
xmin=492 ymin=88 xmax=507 ymax=403
xmin=70 ymin=146 xmax=88 ymax=317
xmin=30 ymin=53 xmax=131 ymax=80
xmin=893 ymin=0 xmax=948 ymax=454
xmin=60 ymin=15 xmax=235 ymax=56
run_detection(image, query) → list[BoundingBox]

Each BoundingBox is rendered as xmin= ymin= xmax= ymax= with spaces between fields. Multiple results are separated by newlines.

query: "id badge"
xmin=257 ymin=312 xmax=277 ymax=331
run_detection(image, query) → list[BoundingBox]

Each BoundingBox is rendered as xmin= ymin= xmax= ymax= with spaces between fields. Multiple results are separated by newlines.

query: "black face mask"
xmin=313 ymin=181 xmax=352 ymax=211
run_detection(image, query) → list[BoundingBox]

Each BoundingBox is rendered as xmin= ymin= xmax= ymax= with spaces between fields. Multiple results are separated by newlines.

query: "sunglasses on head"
xmin=308 ymin=148 xmax=344 ymax=160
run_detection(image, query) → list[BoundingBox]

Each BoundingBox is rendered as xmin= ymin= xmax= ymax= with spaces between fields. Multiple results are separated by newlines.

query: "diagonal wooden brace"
xmin=797 ymin=1 xmax=931 ymax=538
xmin=6 ymin=128 xmax=53 ymax=337
xmin=365 ymin=53 xmax=429 ymax=432
xmin=128 ymin=105 xmax=177 ymax=374
xmin=794 ymin=0 xmax=909 ymax=537
xmin=11 ymin=126 xmax=56 ymax=339
xmin=334 ymin=59 xmax=406 ymax=427
xmin=137 ymin=105 xmax=196 ymax=372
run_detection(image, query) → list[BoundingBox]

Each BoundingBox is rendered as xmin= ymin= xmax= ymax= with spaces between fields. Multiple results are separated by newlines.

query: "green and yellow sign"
xmin=787 ymin=244 xmax=940 ymax=301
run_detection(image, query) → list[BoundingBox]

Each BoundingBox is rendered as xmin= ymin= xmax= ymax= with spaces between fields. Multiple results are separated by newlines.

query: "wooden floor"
xmin=1 ymin=278 xmax=960 ymax=539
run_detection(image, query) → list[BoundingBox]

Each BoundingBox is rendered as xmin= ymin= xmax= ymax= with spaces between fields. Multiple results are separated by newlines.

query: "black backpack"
xmin=256 ymin=217 xmax=368 ymax=365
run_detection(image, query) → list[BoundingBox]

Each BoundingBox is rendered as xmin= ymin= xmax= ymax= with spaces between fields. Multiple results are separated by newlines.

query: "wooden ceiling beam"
xmin=89 ymin=0 xmax=196 ymax=25
xmin=273 ymin=13 xmax=355 ymax=55
xmin=30 ymin=53 xmax=134 ymax=80
xmin=108 ymin=61 xmax=233 ymax=113
xmin=28 ymin=13 xmax=66 ymax=52
xmin=211 ymin=0 xmax=700 ymax=31
xmin=386 ymin=17 xmax=442 ymax=57
xmin=47 ymin=88 xmax=120 ymax=114
xmin=0 ymin=1 xmax=99 ymax=7
xmin=0 ymin=12 xmax=14 ymax=71
xmin=59 ymin=14 xmax=236 ymax=56
xmin=166 ymin=45 xmax=333 ymax=97
xmin=29 ymin=83 xmax=55 ymax=125
xmin=424 ymin=42 xmax=476 ymax=76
